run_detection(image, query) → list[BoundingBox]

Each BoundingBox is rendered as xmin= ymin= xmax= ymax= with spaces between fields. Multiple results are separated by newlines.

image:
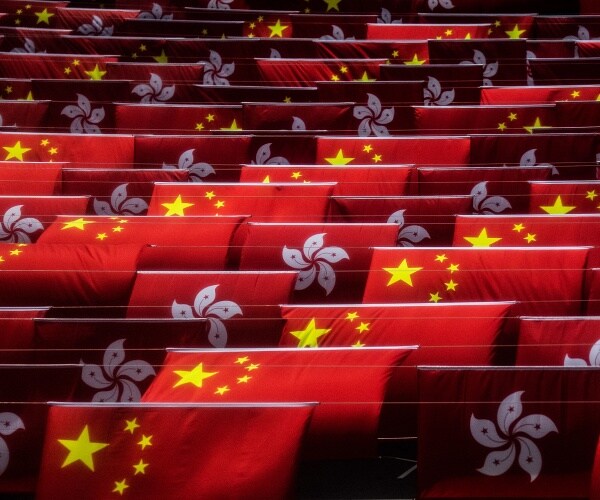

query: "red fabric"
xmin=53 ymin=7 xmax=139 ymax=31
xmin=116 ymin=18 xmax=245 ymax=38
xmin=142 ymin=346 xmax=414 ymax=459
xmin=316 ymin=80 xmax=423 ymax=106
xmin=315 ymin=40 xmax=429 ymax=63
xmin=291 ymin=13 xmax=378 ymax=39
xmin=0 ymin=162 xmax=64 ymax=196
xmin=363 ymin=246 xmax=589 ymax=315
xmin=0 ymin=1 xmax=67 ymax=28
xmin=249 ymin=135 xmax=317 ymax=165
xmin=418 ymin=367 xmax=600 ymax=499
xmin=555 ymin=101 xmax=600 ymax=132
xmin=529 ymin=58 xmax=600 ymax=86
xmin=418 ymin=13 xmax=535 ymax=39
xmin=592 ymin=436 xmax=600 ymax=500
xmin=37 ymin=403 xmax=314 ymax=500
xmin=0 ymin=53 xmax=116 ymax=80
xmin=184 ymin=84 xmax=317 ymax=104
xmin=0 ymin=307 xmax=48 ymax=362
xmin=105 ymin=62 xmax=205 ymax=84
xmin=528 ymin=180 xmax=600 ymax=214
xmin=367 ymin=23 xmax=490 ymax=40
xmin=0 ymin=101 xmax=48 ymax=131
xmin=481 ymin=85 xmax=600 ymax=104
xmin=587 ymin=268 xmax=600 ymax=315
xmin=242 ymin=103 xmax=354 ymax=132
xmin=533 ymin=16 xmax=600 ymax=40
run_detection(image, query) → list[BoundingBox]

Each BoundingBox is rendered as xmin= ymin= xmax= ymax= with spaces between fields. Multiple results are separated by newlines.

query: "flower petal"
xmin=520 ymin=148 xmax=537 ymax=167
xmin=514 ymin=414 xmax=558 ymax=439
xmin=367 ymin=93 xmax=382 ymax=116
xmin=157 ymin=85 xmax=175 ymax=102
xmin=282 ymin=246 xmax=310 ymax=269
xmin=111 ymin=184 xmax=128 ymax=211
xmin=498 ymin=390 xmax=524 ymax=435
xmin=437 ymin=89 xmax=456 ymax=106
xmin=304 ymin=233 xmax=325 ymax=260
xmin=484 ymin=61 xmax=499 ymax=79
xmin=61 ymin=105 xmax=84 ymax=118
xmin=517 ymin=437 xmax=543 ymax=482
xmin=371 ymin=122 xmax=391 ymax=137
xmin=481 ymin=196 xmax=512 ymax=214
xmin=292 ymin=116 xmax=307 ymax=131
xmin=219 ymin=62 xmax=235 ymax=78
xmin=353 ymin=105 xmax=372 ymax=120
xmin=131 ymin=83 xmax=152 ymax=98
xmin=92 ymin=386 xmax=120 ymax=403
xmin=254 ymin=143 xmax=273 ymax=165
xmin=0 ymin=438 xmax=7 ymax=476
xmin=88 ymin=107 xmax=105 ymax=124
xmin=589 ymin=339 xmax=600 ymax=366
xmin=172 ymin=300 xmax=194 ymax=319
xmin=120 ymin=197 xmax=148 ymax=215
xmin=103 ymin=339 xmax=127 ymax=377
xmin=117 ymin=359 xmax=156 ymax=382
xmin=208 ymin=318 xmax=228 ymax=348
xmin=296 ymin=266 xmax=317 ymax=290
xmin=426 ymin=76 xmax=442 ymax=99
xmin=70 ymin=116 xmax=84 ymax=134
xmin=0 ymin=413 xmax=25 ymax=436
xmin=377 ymin=107 xmax=395 ymax=125
xmin=473 ymin=49 xmax=487 ymax=66
xmin=81 ymin=362 xmax=112 ymax=389
xmin=399 ymin=225 xmax=431 ymax=245
xmin=358 ymin=118 xmax=372 ymax=137
xmin=77 ymin=94 xmax=91 ymax=116
xmin=470 ymin=181 xmax=488 ymax=210
xmin=3 ymin=205 xmax=22 ymax=230
xmin=83 ymin=121 xmax=101 ymax=135
xmin=194 ymin=285 xmax=218 ymax=316
xmin=477 ymin=444 xmax=516 ymax=477
xmin=209 ymin=50 xmax=222 ymax=69
xmin=317 ymin=261 xmax=336 ymax=295
xmin=14 ymin=217 xmax=43 ymax=235
xmin=206 ymin=300 xmax=243 ymax=320
xmin=470 ymin=415 xmax=507 ymax=448
xmin=149 ymin=73 xmax=163 ymax=94
xmin=563 ymin=354 xmax=588 ymax=366
xmin=314 ymin=246 xmax=349 ymax=264
xmin=93 ymin=199 xmax=113 ymax=216
xmin=189 ymin=163 xmax=216 ymax=181
xmin=387 ymin=209 xmax=405 ymax=225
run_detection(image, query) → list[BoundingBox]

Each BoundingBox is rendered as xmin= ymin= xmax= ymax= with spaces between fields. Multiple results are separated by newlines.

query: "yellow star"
xmin=9 ymin=249 xmax=22 ymax=256
xmin=153 ymin=50 xmax=169 ymax=64
xmin=384 ymin=258 xmax=423 ymax=287
xmin=372 ymin=153 xmax=382 ymax=163
xmin=586 ymin=190 xmax=597 ymax=200
xmin=290 ymin=318 xmax=331 ymax=348
xmin=356 ymin=71 xmax=375 ymax=82
xmin=447 ymin=263 xmax=459 ymax=273
xmin=352 ymin=340 xmax=365 ymax=348
xmin=540 ymin=195 xmax=576 ymax=215
xmin=133 ymin=459 xmax=149 ymax=475
xmin=205 ymin=191 xmax=215 ymax=200
xmin=201 ymin=29 xmax=208 ymax=35
xmin=445 ymin=279 xmax=458 ymax=291
xmin=195 ymin=122 xmax=205 ymax=131
xmin=112 ymin=226 xmax=123 ymax=233
xmin=0 ymin=256 xmax=4 ymax=263
xmin=392 ymin=50 xmax=399 ymax=58
xmin=14 ymin=19 xmax=20 ymax=25
xmin=346 ymin=311 xmax=359 ymax=322
xmin=249 ymin=22 xmax=256 ymax=29
xmin=291 ymin=171 xmax=302 ymax=180
xmin=214 ymin=200 xmax=225 ymax=209
xmin=16 ymin=9 xmax=22 ymax=14
xmin=463 ymin=228 xmax=502 ymax=247
xmin=523 ymin=117 xmax=551 ymax=134
xmin=331 ymin=74 xmax=340 ymax=81
xmin=512 ymin=223 xmax=525 ymax=232
xmin=162 ymin=195 xmax=194 ymax=216
xmin=323 ymin=0 xmax=342 ymax=12
xmin=48 ymin=147 xmax=58 ymax=155
xmin=58 ymin=425 xmax=108 ymax=471
xmin=61 ymin=218 xmax=95 ymax=231
xmin=132 ymin=52 xmax=138 ymax=59
xmin=268 ymin=19 xmax=289 ymax=38
xmin=445 ymin=29 xmax=453 ymax=36
xmin=221 ymin=119 xmax=242 ymax=131
xmin=283 ymin=96 xmax=292 ymax=103
xmin=505 ymin=24 xmax=526 ymax=39
xmin=35 ymin=8 xmax=54 ymax=24
xmin=245 ymin=363 xmax=260 ymax=371
xmin=247 ymin=33 xmax=255 ymax=38
xmin=72 ymin=59 xmax=80 ymax=66
xmin=235 ymin=356 xmax=249 ymax=364
xmin=206 ymin=113 xmax=215 ymax=122
xmin=123 ymin=418 xmax=140 ymax=434
xmin=237 ymin=375 xmax=252 ymax=384
xmin=356 ymin=322 xmax=370 ymax=333
xmin=464 ymin=33 xmax=471 ymax=39
xmin=139 ymin=44 xmax=147 ymax=52
xmin=215 ymin=385 xmax=230 ymax=395
xmin=571 ymin=90 xmax=580 ymax=98
xmin=497 ymin=122 xmax=507 ymax=131
xmin=435 ymin=254 xmax=448 ymax=263
xmin=404 ymin=54 xmax=426 ymax=65
xmin=325 ymin=148 xmax=354 ymax=165
xmin=257 ymin=16 xmax=264 ymax=22
xmin=508 ymin=112 xmax=518 ymax=121
xmin=3 ymin=141 xmax=31 ymax=161
xmin=64 ymin=67 xmax=72 ymax=75
xmin=84 ymin=64 xmax=107 ymax=80
xmin=494 ymin=20 xmax=502 ymax=27
xmin=113 ymin=479 xmax=129 ymax=495
xmin=138 ymin=435 xmax=152 ymax=450
xmin=524 ymin=233 xmax=536 ymax=243
xmin=173 ymin=363 xmax=218 ymax=388
xmin=262 ymin=175 xmax=270 ymax=183
xmin=24 ymin=91 xmax=33 ymax=101
xmin=40 ymin=139 xmax=49 ymax=146
xmin=429 ymin=292 xmax=442 ymax=303
xmin=340 ymin=65 xmax=348 ymax=74
xmin=363 ymin=144 xmax=373 ymax=153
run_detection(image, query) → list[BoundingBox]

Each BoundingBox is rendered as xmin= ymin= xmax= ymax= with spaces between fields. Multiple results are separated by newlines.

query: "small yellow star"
xmin=447 ymin=263 xmax=459 ymax=273
xmin=162 ymin=194 xmax=194 ymax=216
xmin=133 ymin=459 xmax=149 ymax=475
xmin=445 ymin=279 xmax=458 ymax=291
xmin=206 ymin=114 xmax=215 ymax=122
xmin=61 ymin=218 xmax=95 ymax=231
xmin=356 ymin=322 xmax=370 ymax=333
xmin=235 ymin=356 xmax=249 ymax=364
xmin=84 ymin=64 xmax=107 ymax=80
xmin=540 ymin=195 xmax=576 ymax=215
xmin=215 ymin=200 xmax=225 ymax=209
xmin=40 ymin=139 xmax=49 ymax=146
xmin=323 ymin=0 xmax=342 ymax=12
xmin=435 ymin=254 xmax=448 ymax=263
xmin=404 ymin=54 xmax=426 ymax=65
xmin=153 ymin=50 xmax=169 ymax=64
xmin=249 ymin=22 xmax=256 ymax=29
xmin=571 ymin=90 xmax=580 ymax=98
xmin=524 ymin=233 xmax=536 ymax=243
xmin=494 ymin=20 xmax=502 ymax=27
xmin=14 ymin=19 xmax=21 ymax=25
xmin=505 ymin=24 xmax=526 ymax=38
xmin=586 ymin=190 xmax=597 ymax=200
xmin=139 ymin=44 xmax=147 ymax=51
xmin=245 ymin=363 xmax=260 ymax=371
xmin=3 ymin=141 xmax=31 ymax=161
xmin=384 ymin=258 xmax=423 ymax=287
xmin=363 ymin=144 xmax=373 ymax=153
xmin=4 ymin=86 xmax=12 ymax=94
xmin=205 ymin=191 xmax=215 ymax=200
xmin=268 ymin=19 xmax=289 ymax=38
xmin=96 ymin=233 xmax=107 ymax=241
xmin=372 ymin=153 xmax=382 ymax=163
xmin=48 ymin=147 xmax=58 ymax=155
xmin=325 ymin=149 xmax=354 ymax=165
xmin=113 ymin=479 xmax=129 ymax=495
xmin=123 ymin=418 xmax=140 ymax=434
xmin=352 ymin=340 xmax=365 ymax=348
xmin=497 ymin=122 xmax=507 ymax=131
xmin=221 ymin=119 xmax=241 ymax=131
xmin=340 ymin=66 xmax=348 ymax=74
xmin=392 ymin=50 xmax=399 ymax=58
xmin=512 ymin=223 xmax=525 ymax=232
xmin=445 ymin=29 xmax=453 ymax=36
xmin=508 ymin=112 xmax=518 ymax=121
xmin=64 ymin=67 xmax=72 ymax=75
xmin=331 ymin=74 xmax=340 ymax=81
xmin=346 ymin=311 xmax=359 ymax=322
xmin=131 ymin=52 xmax=138 ymax=59
xmin=237 ymin=375 xmax=252 ymax=384
xmin=291 ymin=171 xmax=302 ymax=180
xmin=356 ymin=71 xmax=375 ymax=82
xmin=215 ymin=386 xmax=230 ymax=395
xmin=257 ymin=16 xmax=264 ymax=22
xmin=72 ymin=59 xmax=80 ymax=66
xmin=35 ymin=8 xmax=54 ymax=25
xmin=283 ymin=96 xmax=292 ymax=103
xmin=173 ymin=363 xmax=217 ymax=388
xmin=195 ymin=122 xmax=205 ymax=131
xmin=429 ymin=292 xmax=442 ymax=303
xmin=138 ymin=435 xmax=152 ymax=450
xmin=463 ymin=228 xmax=502 ymax=247
xmin=9 ymin=249 xmax=22 ymax=256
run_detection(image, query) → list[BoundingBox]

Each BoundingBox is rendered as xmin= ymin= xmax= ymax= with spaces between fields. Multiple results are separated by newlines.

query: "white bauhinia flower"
xmin=563 ymin=25 xmax=598 ymax=41
xmin=518 ymin=148 xmax=559 ymax=175
xmin=428 ymin=0 xmax=455 ymax=11
xmin=138 ymin=3 xmax=173 ymax=20
xmin=387 ymin=210 xmax=431 ymax=247
xmin=81 ymin=339 xmax=155 ymax=402
xmin=162 ymin=148 xmax=216 ymax=182
xmin=61 ymin=93 xmax=105 ymax=134
xmin=93 ymin=183 xmax=148 ymax=216
xmin=131 ymin=73 xmax=175 ymax=103
xmin=320 ymin=25 xmax=355 ymax=40
xmin=471 ymin=390 xmax=558 ymax=482
xmin=353 ymin=93 xmax=395 ymax=137
xmin=0 ymin=205 xmax=43 ymax=243
xmin=251 ymin=143 xmax=290 ymax=165
xmin=77 ymin=15 xmax=114 ymax=36
xmin=564 ymin=339 xmax=600 ymax=366
xmin=0 ymin=412 xmax=24 ymax=477
xmin=202 ymin=50 xmax=235 ymax=86
xmin=282 ymin=233 xmax=349 ymax=296
xmin=207 ymin=0 xmax=233 ymax=9
xmin=10 ymin=38 xmax=44 ymax=54
xmin=172 ymin=285 xmax=242 ymax=348
xmin=471 ymin=182 xmax=511 ymax=214
xmin=460 ymin=49 xmax=498 ymax=86
xmin=377 ymin=7 xmax=402 ymax=24
xmin=423 ymin=76 xmax=455 ymax=106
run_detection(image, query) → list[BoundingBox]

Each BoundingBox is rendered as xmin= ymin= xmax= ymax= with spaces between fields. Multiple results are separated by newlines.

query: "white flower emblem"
xmin=172 ymin=285 xmax=243 ymax=348
xmin=292 ymin=116 xmax=307 ymax=131
xmin=162 ymin=148 xmax=216 ymax=182
xmin=518 ymin=148 xmax=559 ymax=176
xmin=0 ymin=412 xmax=24 ymax=477
xmin=460 ymin=49 xmax=498 ymax=86
xmin=471 ymin=390 xmax=558 ymax=482
xmin=428 ymin=0 xmax=455 ymax=10
xmin=282 ymin=233 xmax=349 ymax=296
xmin=564 ymin=339 xmax=600 ymax=366
xmin=207 ymin=0 xmax=233 ymax=9
xmin=270 ymin=48 xmax=282 ymax=59
xmin=251 ymin=143 xmax=290 ymax=165
xmin=320 ymin=25 xmax=355 ymax=40
xmin=377 ymin=8 xmax=402 ymax=24
xmin=81 ymin=339 xmax=155 ymax=402
xmin=202 ymin=50 xmax=235 ymax=86
xmin=387 ymin=210 xmax=431 ymax=246
xmin=138 ymin=3 xmax=173 ymax=20
xmin=563 ymin=25 xmax=597 ymax=41
xmin=77 ymin=15 xmax=113 ymax=36
xmin=10 ymin=38 xmax=44 ymax=54
xmin=93 ymin=183 xmax=148 ymax=216
xmin=132 ymin=73 xmax=175 ymax=103
xmin=353 ymin=93 xmax=394 ymax=137
xmin=61 ymin=94 xmax=105 ymax=134
xmin=471 ymin=182 xmax=511 ymax=214
xmin=423 ymin=76 xmax=455 ymax=106
xmin=0 ymin=205 xmax=43 ymax=243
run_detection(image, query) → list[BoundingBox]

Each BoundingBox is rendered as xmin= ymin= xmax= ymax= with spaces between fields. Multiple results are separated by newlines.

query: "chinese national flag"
xmin=418 ymin=13 xmax=535 ymax=40
xmin=555 ymin=100 xmax=600 ymax=132
xmin=315 ymin=40 xmax=429 ymax=64
xmin=37 ymin=402 xmax=314 ymax=500
xmin=126 ymin=270 xmax=296 ymax=347
xmin=116 ymin=18 xmax=245 ymax=38
xmin=418 ymin=367 xmax=600 ymax=499
xmin=0 ymin=307 xmax=48 ymax=362
xmin=481 ymin=85 xmax=600 ymax=104
xmin=363 ymin=246 xmax=589 ymax=315
xmin=367 ymin=23 xmax=490 ymax=40
xmin=516 ymin=317 xmax=600 ymax=366
xmin=53 ymin=6 xmax=139 ymax=31
xmin=0 ymin=53 xmax=116 ymax=80
xmin=0 ymin=1 xmax=67 ymax=28
xmin=141 ymin=346 xmax=414 ymax=459
xmin=528 ymin=180 xmax=600 ymax=214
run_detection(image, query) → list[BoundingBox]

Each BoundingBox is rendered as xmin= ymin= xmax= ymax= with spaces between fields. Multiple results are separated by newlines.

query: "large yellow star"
xmin=523 ymin=117 xmax=551 ymax=134
xmin=403 ymin=54 xmax=426 ymax=65
xmin=540 ymin=195 xmax=576 ymax=215
xmin=162 ymin=194 xmax=194 ymax=216
xmin=173 ymin=363 xmax=218 ymax=388
xmin=323 ymin=0 xmax=342 ymax=12
xmin=153 ymin=50 xmax=169 ymax=64
xmin=35 ymin=8 xmax=54 ymax=24
xmin=290 ymin=318 xmax=331 ymax=348
xmin=463 ymin=228 xmax=502 ymax=247
xmin=58 ymin=425 xmax=109 ymax=471
xmin=61 ymin=218 xmax=95 ymax=231
xmin=3 ymin=141 xmax=31 ymax=161
xmin=356 ymin=71 xmax=376 ymax=82
xmin=383 ymin=258 xmax=423 ymax=287
xmin=505 ymin=24 xmax=526 ymax=39
xmin=325 ymin=148 xmax=354 ymax=165
xmin=268 ymin=19 xmax=289 ymax=38
xmin=84 ymin=64 xmax=107 ymax=80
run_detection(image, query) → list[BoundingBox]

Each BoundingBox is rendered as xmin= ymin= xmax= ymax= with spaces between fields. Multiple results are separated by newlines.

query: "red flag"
xmin=291 ymin=13 xmax=378 ymax=39
xmin=592 ymin=436 xmax=600 ymax=500
xmin=0 ymin=101 xmax=48 ymax=131
xmin=116 ymin=18 xmax=245 ymax=38
xmin=367 ymin=23 xmax=490 ymax=40
xmin=587 ymin=268 xmax=600 ymax=315
xmin=315 ymin=40 xmax=429 ymax=63
xmin=418 ymin=367 xmax=600 ymax=499
xmin=534 ymin=15 xmax=600 ymax=40
xmin=186 ymin=84 xmax=317 ymax=104
xmin=0 ymin=53 xmax=116 ymax=80
xmin=0 ymin=307 xmax=48 ymax=362
xmin=419 ymin=12 xmax=535 ymax=39
xmin=529 ymin=57 xmax=600 ymax=86
xmin=0 ymin=162 xmax=64 ymax=196
xmin=481 ymin=84 xmax=600 ymax=104
xmin=0 ymin=1 xmax=67 ymax=28
xmin=105 ymin=62 xmax=205 ymax=84
xmin=528 ymin=180 xmax=600 ymax=214
xmin=54 ymin=6 xmax=139 ymax=31
xmin=555 ymin=100 xmax=600 ymax=132
xmin=316 ymin=80 xmax=423 ymax=107
xmin=141 ymin=346 xmax=415 ymax=458
xmin=37 ymin=402 xmax=314 ymax=500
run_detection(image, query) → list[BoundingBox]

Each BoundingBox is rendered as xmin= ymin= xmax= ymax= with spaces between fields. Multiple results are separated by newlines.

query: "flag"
xmin=238 ymin=222 xmax=398 ymax=303
xmin=141 ymin=346 xmax=415 ymax=458
xmin=0 ymin=53 xmax=116 ymax=80
xmin=481 ymin=84 xmax=600 ymax=104
xmin=188 ymin=84 xmax=317 ymax=104
xmin=577 ymin=41 xmax=600 ymax=58
xmin=316 ymin=80 xmax=423 ymax=108
xmin=105 ymin=62 xmax=205 ymax=84
xmin=555 ymin=100 xmax=600 ymax=132
xmin=592 ymin=435 xmax=600 ymax=500
xmin=0 ymin=78 xmax=33 ymax=101
xmin=516 ymin=317 xmax=600 ymax=366
xmin=587 ymin=268 xmax=600 ymax=316
xmin=0 ymin=162 xmax=64 ymax=196
xmin=528 ymin=180 xmax=600 ymax=214
xmin=126 ymin=270 xmax=297 ymax=347
xmin=363 ymin=246 xmax=589 ymax=315
xmin=418 ymin=366 xmax=600 ymax=499
xmin=54 ymin=6 xmax=139 ymax=31
xmin=534 ymin=15 xmax=600 ymax=41
xmin=529 ymin=58 xmax=600 ymax=86
xmin=315 ymin=40 xmax=429 ymax=64
xmin=0 ymin=100 xmax=48 ymax=131
xmin=0 ymin=307 xmax=48 ymax=362
xmin=37 ymin=402 xmax=314 ymax=500
xmin=248 ymin=134 xmax=317 ymax=166
xmin=116 ymin=18 xmax=245 ymax=38
xmin=413 ymin=0 xmax=575 ymax=13
xmin=367 ymin=23 xmax=491 ymax=40
xmin=418 ymin=13 xmax=535 ymax=39
xmin=0 ymin=1 xmax=67 ymax=28
xmin=291 ymin=12 xmax=378 ymax=39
